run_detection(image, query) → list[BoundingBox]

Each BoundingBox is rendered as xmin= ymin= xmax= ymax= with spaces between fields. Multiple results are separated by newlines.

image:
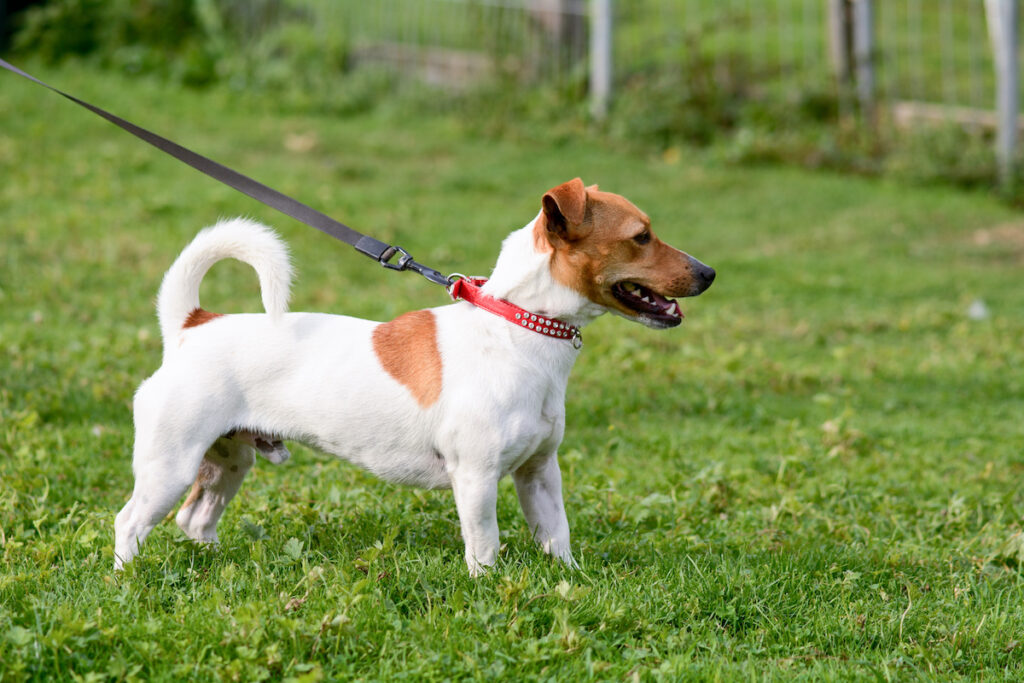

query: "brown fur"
xmin=372 ymin=310 xmax=443 ymax=408
xmin=539 ymin=183 xmax=701 ymax=317
xmin=532 ymin=215 xmax=554 ymax=254
xmin=542 ymin=178 xmax=587 ymax=231
xmin=183 ymin=308 xmax=224 ymax=329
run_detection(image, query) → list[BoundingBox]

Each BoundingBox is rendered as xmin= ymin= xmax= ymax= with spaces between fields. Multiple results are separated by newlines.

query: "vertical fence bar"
xmin=828 ymin=0 xmax=853 ymax=124
xmin=985 ymin=0 xmax=1019 ymax=189
xmin=852 ymin=0 xmax=875 ymax=124
xmin=590 ymin=0 xmax=612 ymax=120
xmin=828 ymin=0 xmax=852 ymax=82
xmin=940 ymin=0 xmax=956 ymax=104
xmin=968 ymin=0 xmax=985 ymax=109
xmin=909 ymin=0 xmax=924 ymax=100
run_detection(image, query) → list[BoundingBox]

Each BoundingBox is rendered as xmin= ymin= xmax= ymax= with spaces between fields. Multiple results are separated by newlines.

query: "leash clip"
xmin=378 ymin=245 xmax=414 ymax=271
xmin=377 ymin=245 xmax=453 ymax=287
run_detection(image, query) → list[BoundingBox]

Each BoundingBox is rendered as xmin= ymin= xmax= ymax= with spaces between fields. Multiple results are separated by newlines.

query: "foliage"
xmin=13 ymin=0 xmax=207 ymax=79
xmin=884 ymin=124 xmax=1006 ymax=189
xmin=3 ymin=64 xmax=1024 ymax=680
xmin=10 ymin=0 xmax=345 ymax=89
xmin=7 ymin=1 xmax=1023 ymax=199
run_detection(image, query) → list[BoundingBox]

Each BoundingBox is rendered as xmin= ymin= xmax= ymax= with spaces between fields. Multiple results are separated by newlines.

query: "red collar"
xmin=448 ymin=276 xmax=582 ymax=347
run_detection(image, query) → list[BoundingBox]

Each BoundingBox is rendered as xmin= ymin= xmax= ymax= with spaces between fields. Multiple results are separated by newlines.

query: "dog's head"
xmin=535 ymin=178 xmax=715 ymax=329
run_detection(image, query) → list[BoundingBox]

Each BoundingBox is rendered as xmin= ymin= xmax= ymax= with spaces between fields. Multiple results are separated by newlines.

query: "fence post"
xmin=590 ymin=0 xmax=612 ymax=120
xmin=829 ymin=0 xmax=875 ymax=126
xmin=851 ymin=0 xmax=875 ymax=125
xmin=827 ymin=0 xmax=852 ymax=84
xmin=985 ymin=0 xmax=1019 ymax=190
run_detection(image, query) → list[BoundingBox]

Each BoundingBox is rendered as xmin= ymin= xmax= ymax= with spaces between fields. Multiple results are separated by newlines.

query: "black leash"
xmin=0 ymin=58 xmax=452 ymax=287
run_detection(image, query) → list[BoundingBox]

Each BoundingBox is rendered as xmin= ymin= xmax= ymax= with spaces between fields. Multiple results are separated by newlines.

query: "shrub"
xmin=10 ymin=0 xmax=347 ymax=91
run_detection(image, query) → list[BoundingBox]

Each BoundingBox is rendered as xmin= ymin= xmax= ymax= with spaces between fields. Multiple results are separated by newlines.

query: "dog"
xmin=113 ymin=178 xmax=715 ymax=575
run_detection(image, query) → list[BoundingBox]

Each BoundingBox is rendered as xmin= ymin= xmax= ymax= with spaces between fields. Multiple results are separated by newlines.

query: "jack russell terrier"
xmin=113 ymin=178 xmax=715 ymax=575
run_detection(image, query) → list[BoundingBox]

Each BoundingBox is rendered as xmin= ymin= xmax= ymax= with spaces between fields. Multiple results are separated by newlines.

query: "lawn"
xmin=2 ymin=62 xmax=1024 ymax=681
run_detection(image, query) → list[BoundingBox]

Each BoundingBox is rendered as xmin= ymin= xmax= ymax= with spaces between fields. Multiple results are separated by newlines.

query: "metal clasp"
xmin=377 ymin=245 xmax=455 ymax=287
xmin=446 ymin=273 xmax=467 ymax=300
xmin=378 ymin=245 xmax=414 ymax=271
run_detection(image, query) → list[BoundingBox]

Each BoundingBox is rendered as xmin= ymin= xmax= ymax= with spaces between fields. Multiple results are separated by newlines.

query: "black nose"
xmin=688 ymin=256 xmax=715 ymax=292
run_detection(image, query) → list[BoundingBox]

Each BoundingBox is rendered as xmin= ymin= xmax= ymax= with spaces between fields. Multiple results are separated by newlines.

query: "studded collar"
xmin=448 ymin=276 xmax=583 ymax=348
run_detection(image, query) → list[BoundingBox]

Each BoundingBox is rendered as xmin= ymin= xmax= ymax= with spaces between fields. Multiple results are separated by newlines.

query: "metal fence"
xmin=306 ymin=0 xmax=1019 ymax=180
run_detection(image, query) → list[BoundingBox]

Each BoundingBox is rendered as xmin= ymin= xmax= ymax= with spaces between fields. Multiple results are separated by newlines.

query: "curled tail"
xmin=157 ymin=218 xmax=292 ymax=350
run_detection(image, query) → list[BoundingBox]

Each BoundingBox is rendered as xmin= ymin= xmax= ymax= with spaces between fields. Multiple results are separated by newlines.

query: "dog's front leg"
xmin=450 ymin=469 xmax=501 ymax=576
xmin=513 ymin=453 xmax=577 ymax=568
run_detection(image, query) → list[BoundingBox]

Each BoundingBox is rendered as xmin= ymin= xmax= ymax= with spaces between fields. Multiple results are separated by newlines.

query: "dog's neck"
xmin=481 ymin=216 xmax=605 ymax=329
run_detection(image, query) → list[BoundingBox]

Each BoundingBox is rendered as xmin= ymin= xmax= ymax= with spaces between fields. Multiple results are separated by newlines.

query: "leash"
xmin=0 ymin=57 xmax=450 ymax=286
xmin=1 ymin=59 xmax=581 ymax=346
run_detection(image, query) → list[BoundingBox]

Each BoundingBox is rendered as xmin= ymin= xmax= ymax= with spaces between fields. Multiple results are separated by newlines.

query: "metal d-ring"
xmin=446 ymin=273 xmax=467 ymax=299
xmin=571 ymin=328 xmax=584 ymax=349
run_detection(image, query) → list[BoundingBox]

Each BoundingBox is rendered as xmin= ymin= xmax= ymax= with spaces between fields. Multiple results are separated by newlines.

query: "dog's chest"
xmin=501 ymin=389 xmax=566 ymax=476
xmin=480 ymin=366 xmax=568 ymax=476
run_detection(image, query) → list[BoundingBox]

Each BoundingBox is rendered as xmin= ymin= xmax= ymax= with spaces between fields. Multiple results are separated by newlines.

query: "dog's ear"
xmin=542 ymin=178 xmax=589 ymax=243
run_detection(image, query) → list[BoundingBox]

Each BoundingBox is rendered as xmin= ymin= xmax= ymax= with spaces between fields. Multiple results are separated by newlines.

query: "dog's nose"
xmin=699 ymin=265 xmax=716 ymax=286
xmin=688 ymin=256 xmax=715 ymax=292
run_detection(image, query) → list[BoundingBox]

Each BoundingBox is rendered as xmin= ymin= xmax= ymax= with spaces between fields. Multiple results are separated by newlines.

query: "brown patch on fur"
xmin=545 ymin=178 xmax=587 ymax=226
xmin=183 ymin=308 xmax=224 ymax=329
xmin=372 ymin=310 xmax=443 ymax=408
xmin=532 ymin=214 xmax=554 ymax=253
xmin=540 ymin=183 xmax=700 ymax=315
xmin=541 ymin=178 xmax=589 ymax=244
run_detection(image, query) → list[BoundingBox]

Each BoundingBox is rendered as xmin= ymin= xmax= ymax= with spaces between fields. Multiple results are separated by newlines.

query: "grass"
xmin=2 ymin=62 xmax=1024 ymax=681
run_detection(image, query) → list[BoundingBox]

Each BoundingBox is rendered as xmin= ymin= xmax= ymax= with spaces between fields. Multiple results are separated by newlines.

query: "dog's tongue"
xmin=647 ymin=290 xmax=683 ymax=318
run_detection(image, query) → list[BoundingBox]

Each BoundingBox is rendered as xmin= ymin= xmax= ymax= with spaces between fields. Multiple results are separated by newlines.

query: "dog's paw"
xmin=465 ymin=554 xmax=496 ymax=578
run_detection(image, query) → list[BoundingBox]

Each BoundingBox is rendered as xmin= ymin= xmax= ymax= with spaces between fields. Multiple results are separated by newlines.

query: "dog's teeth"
xmin=641 ymin=296 xmax=652 ymax=303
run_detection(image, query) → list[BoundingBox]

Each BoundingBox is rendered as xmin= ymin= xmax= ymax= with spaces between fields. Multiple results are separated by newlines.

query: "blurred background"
xmin=2 ymin=0 xmax=1023 ymax=198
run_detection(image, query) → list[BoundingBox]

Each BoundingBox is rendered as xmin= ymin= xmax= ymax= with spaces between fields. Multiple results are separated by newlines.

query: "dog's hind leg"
xmin=114 ymin=438 xmax=208 ymax=570
xmin=174 ymin=438 xmax=255 ymax=544
xmin=114 ymin=378 xmax=225 ymax=570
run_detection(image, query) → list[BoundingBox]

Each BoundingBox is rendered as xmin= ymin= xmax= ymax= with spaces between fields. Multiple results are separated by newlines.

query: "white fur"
xmin=114 ymin=215 xmax=604 ymax=575
xmin=157 ymin=218 xmax=291 ymax=355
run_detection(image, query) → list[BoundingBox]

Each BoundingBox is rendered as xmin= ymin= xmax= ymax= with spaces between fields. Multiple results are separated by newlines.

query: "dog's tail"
xmin=157 ymin=218 xmax=292 ymax=348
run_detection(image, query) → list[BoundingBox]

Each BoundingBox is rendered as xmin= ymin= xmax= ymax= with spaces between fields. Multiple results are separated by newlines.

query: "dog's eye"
xmin=633 ymin=230 xmax=651 ymax=245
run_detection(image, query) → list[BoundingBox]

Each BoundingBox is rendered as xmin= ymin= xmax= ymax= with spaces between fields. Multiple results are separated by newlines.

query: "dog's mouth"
xmin=611 ymin=281 xmax=684 ymax=328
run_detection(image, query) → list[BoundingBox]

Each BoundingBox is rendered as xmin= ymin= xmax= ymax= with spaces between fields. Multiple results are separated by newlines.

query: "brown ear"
xmin=542 ymin=178 xmax=588 ymax=242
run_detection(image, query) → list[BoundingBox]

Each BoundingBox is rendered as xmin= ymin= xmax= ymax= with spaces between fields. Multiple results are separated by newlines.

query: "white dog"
xmin=114 ymin=178 xmax=715 ymax=575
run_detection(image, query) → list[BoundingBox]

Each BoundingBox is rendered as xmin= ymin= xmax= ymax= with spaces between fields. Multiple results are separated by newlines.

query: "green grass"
xmin=2 ymin=62 xmax=1024 ymax=681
